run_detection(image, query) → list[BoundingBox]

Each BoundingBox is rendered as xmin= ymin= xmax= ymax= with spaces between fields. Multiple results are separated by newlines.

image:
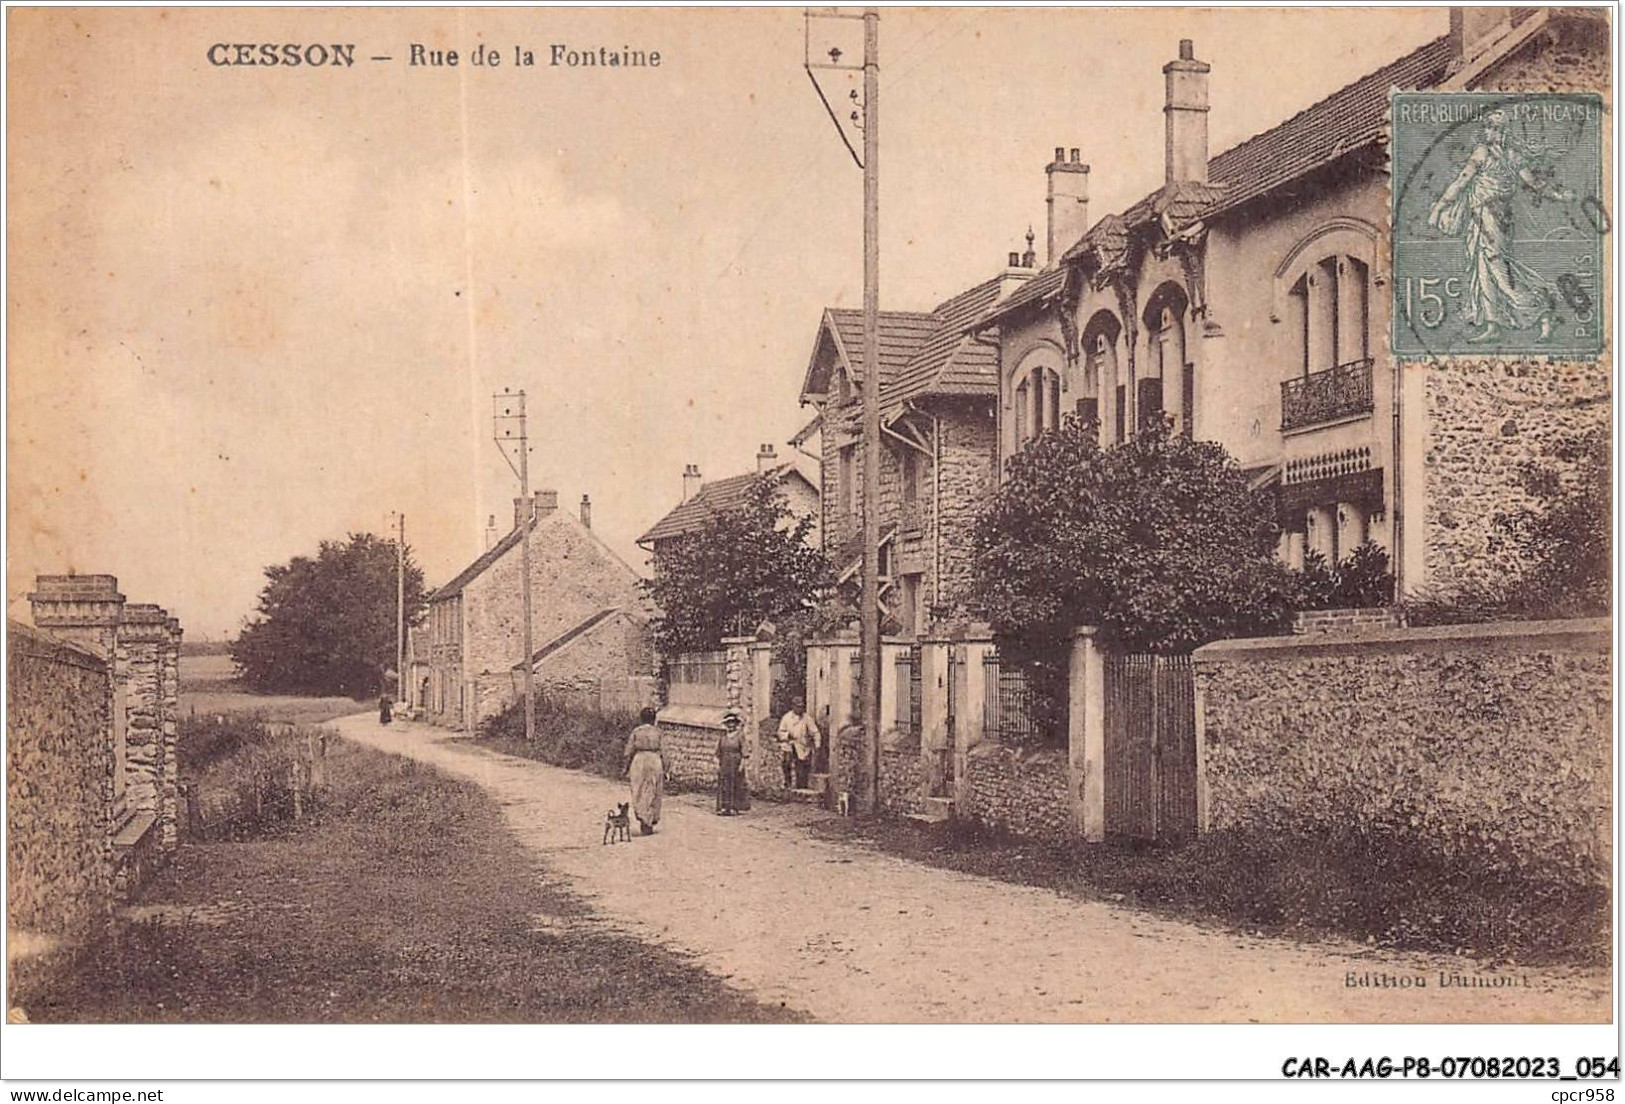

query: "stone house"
xmin=637 ymin=444 xmax=822 ymax=564
xmin=412 ymin=491 xmax=652 ymax=728
xmin=9 ymin=574 xmax=183 ymax=998
xmin=974 ymin=9 xmax=1611 ymax=600
xmin=797 ymin=259 xmax=1037 ymax=636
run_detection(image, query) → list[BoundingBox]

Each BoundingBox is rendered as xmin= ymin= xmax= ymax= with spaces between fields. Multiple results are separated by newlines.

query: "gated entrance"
xmin=1102 ymin=653 xmax=1197 ymax=843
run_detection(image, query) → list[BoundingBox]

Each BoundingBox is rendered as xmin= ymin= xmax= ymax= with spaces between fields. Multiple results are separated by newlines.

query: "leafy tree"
xmin=1297 ymin=541 xmax=1395 ymax=610
xmin=644 ymin=474 xmax=832 ymax=657
xmin=972 ymin=415 xmax=1298 ymax=729
xmin=1491 ymin=427 xmax=1610 ymax=616
xmin=232 ymin=532 xmax=426 ymax=698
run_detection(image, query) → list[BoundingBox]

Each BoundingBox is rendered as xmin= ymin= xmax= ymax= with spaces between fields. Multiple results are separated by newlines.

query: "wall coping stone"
xmin=1195 ymin=616 xmax=1611 ymax=663
xmin=8 ymin=621 xmax=108 ymax=670
xmin=656 ymin=704 xmax=728 ymax=731
xmin=111 ymin=811 xmax=158 ymax=849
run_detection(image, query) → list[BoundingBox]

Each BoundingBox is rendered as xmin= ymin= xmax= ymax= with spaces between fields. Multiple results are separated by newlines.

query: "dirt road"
xmin=337 ymin=715 xmax=1610 ymax=1023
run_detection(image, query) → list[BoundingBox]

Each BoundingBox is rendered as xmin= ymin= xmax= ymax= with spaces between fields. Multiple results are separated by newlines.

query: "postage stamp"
xmin=1391 ymin=91 xmax=1605 ymax=359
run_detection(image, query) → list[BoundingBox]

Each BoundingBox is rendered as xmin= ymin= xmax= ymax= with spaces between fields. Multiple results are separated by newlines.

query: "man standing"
xmin=778 ymin=695 xmax=821 ymax=789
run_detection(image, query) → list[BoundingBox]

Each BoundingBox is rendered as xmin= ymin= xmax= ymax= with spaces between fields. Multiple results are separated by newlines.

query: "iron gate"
xmin=1103 ymin=653 xmax=1197 ymax=843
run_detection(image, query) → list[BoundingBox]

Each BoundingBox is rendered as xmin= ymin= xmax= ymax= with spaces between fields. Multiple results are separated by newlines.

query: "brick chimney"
xmin=1163 ymin=40 xmax=1211 ymax=185
xmin=682 ymin=463 xmax=702 ymax=502
xmin=514 ymin=491 xmax=557 ymax=530
xmin=1046 ymin=147 xmax=1090 ymax=263
xmin=579 ymin=494 xmax=592 ymax=529
xmin=28 ymin=573 xmax=126 ymax=658
xmin=1449 ymin=7 xmax=1518 ymax=68
xmin=756 ymin=444 xmax=778 ymax=473
xmin=484 ymin=514 xmax=498 ymax=550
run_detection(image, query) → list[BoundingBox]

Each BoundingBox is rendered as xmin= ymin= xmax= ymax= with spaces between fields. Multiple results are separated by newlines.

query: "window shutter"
xmin=1138 ymin=376 xmax=1164 ymax=425
xmin=1075 ymin=397 xmax=1099 ymax=427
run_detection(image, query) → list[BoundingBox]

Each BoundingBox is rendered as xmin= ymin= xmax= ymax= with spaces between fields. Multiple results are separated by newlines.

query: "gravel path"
xmin=337 ymin=715 xmax=1610 ymax=1024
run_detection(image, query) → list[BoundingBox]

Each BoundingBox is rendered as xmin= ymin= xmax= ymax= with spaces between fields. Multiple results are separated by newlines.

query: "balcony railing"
xmin=1280 ymin=357 xmax=1374 ymax=432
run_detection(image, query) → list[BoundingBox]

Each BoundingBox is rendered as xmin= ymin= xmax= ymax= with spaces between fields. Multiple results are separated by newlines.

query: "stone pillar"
xmin=118 ymin=605 xmax=171 ymax=831
xmin=1069 ymin=628 xmax=1106 ymax=842
xmin=919 ymin=640 xmax=950 ymax=790
xmin=958 ymin=639 xmax=992 ymax=809
xmin=878 ymin=640 xmax=900 ymax=736
xmin=28 ymin=574 xmax=125 ymax=659
xmin=160 ymin=615 xmax=183 ymax=851
xmin=28 ymin=575 xmax=127 ymax=823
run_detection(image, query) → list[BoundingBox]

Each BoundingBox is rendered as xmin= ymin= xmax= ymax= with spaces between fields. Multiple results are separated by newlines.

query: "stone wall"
xmin=26 ymin=575 xmax=182 ymax=895
xmin=1476 ymin=12 xmax=1610 ymax=95
xmin=1196 ymin=618 xmax=1611 ymax=888
xmin=7 ymin=623 xmax=116 ymax=945
xmin=533 ymin=614 xmax=654 ymax=707
xmin=960 ymin=743 xmax=1073 ymax=845
xmin=659 ymin=721 xmax=720 ymax=788
xmin=934 ymin=406 xmax=998 ymax=615
xmin=878 ymin=741 xmax=925 ymax=817
xmin=441 ymin=505 xmax=644 ymax=726
xmin=1423 ymin=359 xmax=1611 ymax=596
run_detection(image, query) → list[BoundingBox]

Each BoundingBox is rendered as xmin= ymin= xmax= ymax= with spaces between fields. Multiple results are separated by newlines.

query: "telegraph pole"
xmin=396 ymin=512 xmax=405 ymax=710
xmin=494 ymin=390 xmax=537 ymax=744
xmin=857 ymin=7 xmax=881 ymax=815
xmin=806 ymin=5 xmax=881 ymax=813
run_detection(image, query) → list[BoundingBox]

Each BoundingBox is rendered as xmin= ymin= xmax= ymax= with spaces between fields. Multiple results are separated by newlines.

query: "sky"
xmin=6 ymin=6 xmax=1447 ymax=639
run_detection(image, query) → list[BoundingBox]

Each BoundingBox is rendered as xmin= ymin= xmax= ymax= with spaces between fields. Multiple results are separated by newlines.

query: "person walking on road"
xmin=623 ymin=706 xmax=666 ymax=835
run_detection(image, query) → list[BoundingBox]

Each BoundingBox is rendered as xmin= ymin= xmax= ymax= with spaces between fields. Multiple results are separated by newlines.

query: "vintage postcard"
xmin=3 ymin=4 xmax=1616 ymax=1085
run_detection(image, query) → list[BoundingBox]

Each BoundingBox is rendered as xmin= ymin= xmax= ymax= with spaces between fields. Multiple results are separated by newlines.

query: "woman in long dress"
xmin=715 ymin=709 xmax=746 ymax=815
xmin=1428 ymin=106 xmax=1572 ymax=342
xmin=623 ymin=706 xmax=665 ymax=835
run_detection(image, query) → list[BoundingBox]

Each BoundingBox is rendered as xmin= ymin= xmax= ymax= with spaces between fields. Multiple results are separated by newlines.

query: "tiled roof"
xmin=1037 ymin=35 xmax=1456 ymax=287
xmin=1202 ymin=33 xmax=1454 ymax=218
xmin=430 ymin=507 xmax=643 ymax=601
xmin=638 ymin=464 xmax=814 ymax=546
xmin=972 ymin=265 xmax=1065 ymax=329
xmin=430 ymin=527 xmax=524 ymax=601
xmin=825 ymin=309 xmax=938 ymax=384
xmin=880 ymin=276 xmax=1009 ymax=412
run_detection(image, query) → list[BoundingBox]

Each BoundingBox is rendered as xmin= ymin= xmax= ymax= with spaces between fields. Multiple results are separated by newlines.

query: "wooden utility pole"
xmin=396 ymin=512 xmax=405 ymax=708
xmin=804 ymin=5 xmax=882 ymax=813
xmin=494 ymin=390 xmax=537 ymax=744
xmin=858 ymin=6 xmax=881 ymax=814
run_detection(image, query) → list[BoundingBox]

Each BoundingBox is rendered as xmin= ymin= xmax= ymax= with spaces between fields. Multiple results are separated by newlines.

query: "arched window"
xmin=1007 ymin=348 xmax=1065 ymax=456
xmin=1142 ymin=284 xmax=1190 ymax=436
xmin=1081 ymin=311 xmax=1123 ymax=443
xmin=1276 ymin=231 xmax=1374 ymax=378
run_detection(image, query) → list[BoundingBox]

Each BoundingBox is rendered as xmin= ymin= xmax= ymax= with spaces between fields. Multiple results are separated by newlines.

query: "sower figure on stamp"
xmin=1428 ymin=106 xmax=1573 ymax=343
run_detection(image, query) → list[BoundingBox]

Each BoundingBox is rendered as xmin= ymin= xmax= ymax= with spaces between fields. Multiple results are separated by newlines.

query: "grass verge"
xmin=23 ymin=740 xmax=801 ymax=1023
xmin=809 ymin=816 xmax=1609 ymax=968
xmin=477 ymin=697 xmax=631 ymax=782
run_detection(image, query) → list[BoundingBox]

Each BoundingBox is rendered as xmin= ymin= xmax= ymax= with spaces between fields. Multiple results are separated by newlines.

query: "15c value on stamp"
xmin=1391 ymin=91 xmax=1605 ymax=359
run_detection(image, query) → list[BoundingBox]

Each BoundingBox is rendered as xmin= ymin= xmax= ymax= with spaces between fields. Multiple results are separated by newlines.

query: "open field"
xmin=22 ymin=740 xmax=798 ymax=1023
xmin=179 ymin=654 xmax=362 ymax=726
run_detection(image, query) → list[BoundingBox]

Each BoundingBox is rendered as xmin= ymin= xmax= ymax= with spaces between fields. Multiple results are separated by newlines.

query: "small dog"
xmin=603 ymin=802 xmax=632 ymax=844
